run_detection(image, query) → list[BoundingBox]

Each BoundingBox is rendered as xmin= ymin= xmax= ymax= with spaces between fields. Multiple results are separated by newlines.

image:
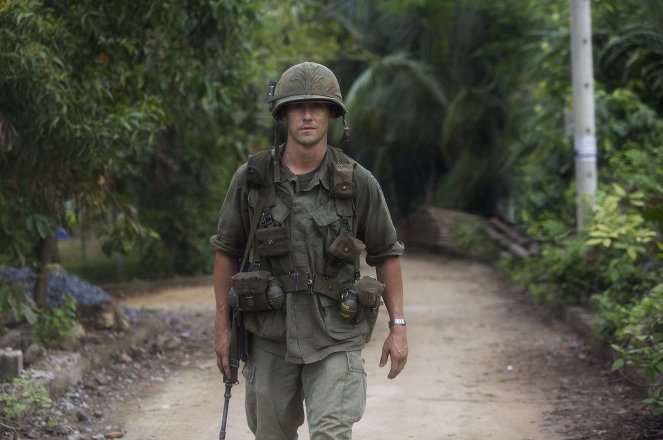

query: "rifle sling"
xmin=239 ymin=185 xmax=269 ymax=272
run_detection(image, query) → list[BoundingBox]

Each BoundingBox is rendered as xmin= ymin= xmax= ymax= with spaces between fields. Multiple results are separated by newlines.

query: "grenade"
xmin=339 ymin=287 xmax=358 ymax=320
xmin=267 ymin=281 xmax=284 ymax=309
xmin=227 ymin=280 xmax=284 ymax=311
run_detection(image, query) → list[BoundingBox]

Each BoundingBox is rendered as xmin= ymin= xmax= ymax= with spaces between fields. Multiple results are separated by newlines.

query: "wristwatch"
xmin=388 ymin=318 xmax=407 ymax=328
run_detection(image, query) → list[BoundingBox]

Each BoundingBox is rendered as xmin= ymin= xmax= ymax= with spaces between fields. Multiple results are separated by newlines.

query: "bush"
xmin=31 ymin=295 xmax=78 ymax=346
xmin=611 ymin=285 xmax=663 ymax=415
xmin=0 ymin=375 xmax=53 ymax=425
xmin=0 ymin=281 xmax=37 ymax=325
xmin=452 ymin=218 xmax=503 ymax=260
xmin=506 ymin=233 xmax=594 ymax=306
xmin=505 ymin=87 xmax=663 ymax=414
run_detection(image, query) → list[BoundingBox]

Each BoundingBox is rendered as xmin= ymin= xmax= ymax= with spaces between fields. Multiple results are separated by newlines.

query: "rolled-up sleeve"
xmin=209 ymin=164 xmax=250 ymax=259
xmin=355 ymin=167 xmax=405 ymax=266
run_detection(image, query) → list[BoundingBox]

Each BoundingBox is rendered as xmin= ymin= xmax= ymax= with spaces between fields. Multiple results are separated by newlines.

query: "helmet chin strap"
xmin=273 ymin=123 xmax=281 ymax=183
xmin=340 ymin=114 xmax=350 ymax=148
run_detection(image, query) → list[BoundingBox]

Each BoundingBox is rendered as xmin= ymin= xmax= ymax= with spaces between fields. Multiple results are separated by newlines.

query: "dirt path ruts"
xmin=109 ymin=252 xmax=647 ymax=440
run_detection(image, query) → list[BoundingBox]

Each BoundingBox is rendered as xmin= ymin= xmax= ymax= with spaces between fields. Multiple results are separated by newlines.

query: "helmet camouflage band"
xmin=269 ymin=62 xmax=346 ymax=119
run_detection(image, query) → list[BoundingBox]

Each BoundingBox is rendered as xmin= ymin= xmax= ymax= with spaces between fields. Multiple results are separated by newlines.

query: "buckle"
xmin=261 ymin=210 xmax=274 ymax=226
xmin=307 ymin=273 xmax=315 ymax=294
xmin=240 ymin=293 xmax=255 ymax=308
xmin=290 ymin=272 xmax=299 ymax=291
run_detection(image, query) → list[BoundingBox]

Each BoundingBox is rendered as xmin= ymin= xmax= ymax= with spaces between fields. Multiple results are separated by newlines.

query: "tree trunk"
xmin=116 ymin=253 xmax=126 ymax=281
xmin=33 ymin=235 xmax=56 ymax=309
xmin=81 ymin=225 xmax=87 ymax=260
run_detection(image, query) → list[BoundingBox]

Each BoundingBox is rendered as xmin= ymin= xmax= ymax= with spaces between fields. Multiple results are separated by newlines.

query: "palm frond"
xmin=346 ymin=53 xmax=447 ymax=110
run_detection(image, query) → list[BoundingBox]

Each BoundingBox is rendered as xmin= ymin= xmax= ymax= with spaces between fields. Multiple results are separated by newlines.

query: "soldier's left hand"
xmin=380 ymin=325 xmax=408 ymax=379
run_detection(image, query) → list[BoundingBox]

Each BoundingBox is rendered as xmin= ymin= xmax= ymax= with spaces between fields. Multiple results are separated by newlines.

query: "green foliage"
xmin=329 ymin=0 xmax=543 ymax=216
xmin=31 ymin=296 xmax=78 ymax=345
xmin=0 ymin=0 xmax=273 ymax=279
xmin=113 ymin=0 xmax=272 ymax=277
xmin=507 ymin=232 xmax=593 ymax=306
xmin=511 ymin=182 xmax=661 ymax=321
xmin=597 ymin=0 xmax=663 ymax=112
xmin=130 ymin=0 xmax=366 ymax=277
xmin=507 ymin=8 xmax=663 ymax=411
xmin=259 ymin=1 xmax=362 ymax=74
xmin=0 ymin=281 xmax=37 ymax=325
xmin=0 ymin=0 xmax=368 ymax=279
xmin=0 ymin=375 xmax=53 ymax=425
xmin=0 ymin=281 xmax=81 ymax=346
xmin=452 ymin=219 xmax=502 ymax=260
xmin=64 ymin=252 xmax=145 ymax=284
xmin=586 ymin=185 xmax=657 ymax=260
xmin=509 ymin=182 xmax=662 ymax=413
xmin=585 ymin=187 xmax=660 ymax=335
xmin=0 ymin=0 xmax=165 ymax=268
xmin=611 ymin=285 xmax=663 ymax=415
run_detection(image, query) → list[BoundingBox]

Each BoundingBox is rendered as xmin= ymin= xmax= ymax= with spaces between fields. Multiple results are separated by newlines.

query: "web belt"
xmin=273 ymin=273 xmax=345 ymax=301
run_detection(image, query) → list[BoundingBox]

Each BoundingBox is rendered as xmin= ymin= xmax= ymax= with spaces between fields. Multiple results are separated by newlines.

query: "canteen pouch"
xmin=231 ymin=270 xmax=274 ymax=311
xmin=328 ymin=232 xmax=366 ymax=264
xmin=254 ymin=226 xmax=290 ymax=257
xmin=330 ymin=162 xmax=356 ymax=199
xmin=354 ymin=275 xmax=385 ymax=342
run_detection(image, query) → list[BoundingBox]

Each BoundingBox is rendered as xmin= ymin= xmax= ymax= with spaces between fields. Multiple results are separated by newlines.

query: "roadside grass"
xmin=57 ymin=234 xmax=143 ymax=284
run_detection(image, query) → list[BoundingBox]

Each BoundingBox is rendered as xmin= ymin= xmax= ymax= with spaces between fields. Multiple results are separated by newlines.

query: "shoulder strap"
xmin=328 ymin=149 xmax=361 ymax=279
xmin=246 ymin=150 xmax=274 ymax=187
xmin=239 ymin=179 xmax=269 ymax=272
xmin=328 ymin=147 xmax=357 ymax=219
xmin=240 ymin=147 xmax=282 ymax=271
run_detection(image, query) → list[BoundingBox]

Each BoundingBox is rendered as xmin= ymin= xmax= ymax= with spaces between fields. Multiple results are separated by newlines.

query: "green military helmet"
xmin=269 ymin=62 xmax=346 ymax=119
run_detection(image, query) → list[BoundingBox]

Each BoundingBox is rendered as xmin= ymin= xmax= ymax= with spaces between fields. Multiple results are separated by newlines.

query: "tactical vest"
xmin=232 ymin=145 xmax=384 ymax=342
xmin=244 ymin=145 xmax=360 ymax=283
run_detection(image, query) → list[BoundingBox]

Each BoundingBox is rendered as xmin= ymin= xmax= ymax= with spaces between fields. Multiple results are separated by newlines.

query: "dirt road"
xmin=108 ymin=252 xmax=647 ymax=439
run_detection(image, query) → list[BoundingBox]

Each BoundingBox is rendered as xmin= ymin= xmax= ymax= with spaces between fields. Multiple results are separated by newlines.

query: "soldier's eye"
xmin=289 ymin=102 xmax=328 ymax=114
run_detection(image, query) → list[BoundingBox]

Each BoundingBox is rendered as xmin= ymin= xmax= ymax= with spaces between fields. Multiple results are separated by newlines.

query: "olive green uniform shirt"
xmin=210 ymin=146 xmax=404 ymax=364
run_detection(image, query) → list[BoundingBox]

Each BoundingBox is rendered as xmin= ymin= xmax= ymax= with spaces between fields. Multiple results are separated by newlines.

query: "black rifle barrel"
xmin=219 ymin=309 xmax=241 ymax=439
xmin=219 ymin=381 xmax=233 ymax=440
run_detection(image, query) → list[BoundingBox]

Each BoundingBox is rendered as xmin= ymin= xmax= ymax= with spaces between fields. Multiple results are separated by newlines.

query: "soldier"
xmin=211 ymin=61 xmax=407 ymax=440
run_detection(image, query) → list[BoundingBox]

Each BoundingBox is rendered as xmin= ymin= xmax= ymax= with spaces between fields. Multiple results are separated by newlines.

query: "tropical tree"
xmin=0 ymin=1 xmax=163 ymax=306
xmin=107 ymin=1 xmax=265 ymax=277
xmin=323 ymin=0 xmax=541 ymax=218
xmin=597 ymin=0 xmax=663 ymax=111
xmin=128 ymin=0 xmax=366 ymax=277
xmin=0 ymin=0 xmax=262 ymax=303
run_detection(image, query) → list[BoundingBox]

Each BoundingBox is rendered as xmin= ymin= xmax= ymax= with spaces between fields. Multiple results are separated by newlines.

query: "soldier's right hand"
xmin=215 ymin=320 xmax=232 ymax=379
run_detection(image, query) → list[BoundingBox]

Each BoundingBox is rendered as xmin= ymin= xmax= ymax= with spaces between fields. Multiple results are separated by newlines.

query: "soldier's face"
xmin=285 ymin=102 xmax=331 ymax=148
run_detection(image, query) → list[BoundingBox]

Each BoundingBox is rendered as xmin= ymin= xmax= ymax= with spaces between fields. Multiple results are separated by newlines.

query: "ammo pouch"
xmin=328 ymin=232 xmax=366 ymax=264
xmin=330 ymin=162 xmax=356 ymax=198
xmin=354 ymin=275 xmax=385 ymax=342
xmin=254 ymin=225 xmax=289 ymax=258
xmin=230 ymin=270 xmax=284 ymax=312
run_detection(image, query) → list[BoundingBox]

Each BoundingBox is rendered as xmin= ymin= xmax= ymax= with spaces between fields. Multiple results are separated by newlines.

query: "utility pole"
xmin=569 ymin=0 xmax=598 ymax=230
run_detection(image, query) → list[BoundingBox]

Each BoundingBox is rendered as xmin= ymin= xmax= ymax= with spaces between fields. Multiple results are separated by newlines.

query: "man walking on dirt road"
xmin=210 ymin=61 xmax=408 ymax=439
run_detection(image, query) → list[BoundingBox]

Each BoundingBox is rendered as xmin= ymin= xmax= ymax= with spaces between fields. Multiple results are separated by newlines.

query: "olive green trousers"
xmin=242 ymin=342 xmax=367 ymax=440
